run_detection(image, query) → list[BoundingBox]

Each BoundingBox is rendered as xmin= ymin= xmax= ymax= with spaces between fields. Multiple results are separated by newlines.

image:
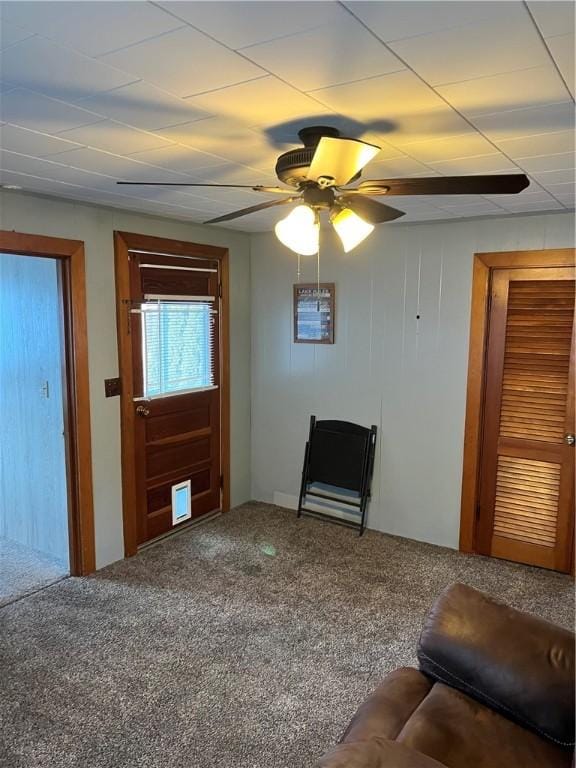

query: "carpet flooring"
xmin=0 ymin=537 xmax=68 ymax=608
xmin=0 ymin=503 xmax=573 ymax=768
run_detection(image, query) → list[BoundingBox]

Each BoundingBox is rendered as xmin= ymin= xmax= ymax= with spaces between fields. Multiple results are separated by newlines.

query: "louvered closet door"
xmin=477 ymin=267 xmax=575 ymax=572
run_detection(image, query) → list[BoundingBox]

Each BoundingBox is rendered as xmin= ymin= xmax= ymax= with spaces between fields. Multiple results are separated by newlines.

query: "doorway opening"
xmin=0 ymin=231 xmax=95 ymax=605
xmin=460 ymin=248 xmax=575 ymax=573
xmin=114 ymin=232 xmax=230 ymax=556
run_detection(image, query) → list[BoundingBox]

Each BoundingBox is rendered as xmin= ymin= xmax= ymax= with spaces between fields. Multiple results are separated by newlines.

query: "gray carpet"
xmin=0 ymin=503 xmax=573 ymax=768
xmin=0 ymin=537 xmax=68 ymax=608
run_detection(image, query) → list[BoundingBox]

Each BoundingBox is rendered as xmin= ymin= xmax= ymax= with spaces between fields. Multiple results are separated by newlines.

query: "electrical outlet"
xmin=104 ymin=378 xmax=121 ymax=397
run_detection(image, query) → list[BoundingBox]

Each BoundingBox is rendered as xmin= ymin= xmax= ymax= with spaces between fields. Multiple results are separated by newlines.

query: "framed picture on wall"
xmin=293 ymin=283 xmax=335 ymax=344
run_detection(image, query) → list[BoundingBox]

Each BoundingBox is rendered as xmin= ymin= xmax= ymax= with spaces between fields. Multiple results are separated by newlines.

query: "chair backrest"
xmin=307 ymin=419 xmax=374 ymax=493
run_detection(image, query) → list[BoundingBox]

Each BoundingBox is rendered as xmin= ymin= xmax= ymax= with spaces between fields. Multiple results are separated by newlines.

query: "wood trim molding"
xmin=114 ymin=231 xmax=231 ymax=557
xmin=459 ymin=247 xmax=576 ymax=556
xmin=0 ymin=230 xmax=95 ymax=575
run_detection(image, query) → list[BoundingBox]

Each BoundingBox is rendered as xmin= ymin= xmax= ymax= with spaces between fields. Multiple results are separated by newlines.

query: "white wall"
xmin=0 ymin=189 xmax=252 ymax=568
xmin=250 ymin=212 xmax=575 ymax=549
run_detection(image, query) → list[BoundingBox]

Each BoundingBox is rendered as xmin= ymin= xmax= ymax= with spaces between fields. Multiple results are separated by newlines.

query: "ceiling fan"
xmin=117 ymin=125 xmax=529 ymax=253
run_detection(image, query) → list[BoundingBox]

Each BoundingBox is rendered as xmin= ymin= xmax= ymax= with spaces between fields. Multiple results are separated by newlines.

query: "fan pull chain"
xmin=297 ymin=252 xmax=301 ymax=283
xmin=316 ymin=233 xmax=321 ymax=311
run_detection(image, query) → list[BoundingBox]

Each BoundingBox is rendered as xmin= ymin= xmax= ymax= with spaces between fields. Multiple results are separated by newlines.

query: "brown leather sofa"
xmin=317 ymin=583 xmax=575 ymax=768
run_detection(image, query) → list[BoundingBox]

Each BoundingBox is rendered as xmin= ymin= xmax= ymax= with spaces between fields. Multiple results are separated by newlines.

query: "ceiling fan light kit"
xmin=116 ymin=124 xmax=530 ymax=255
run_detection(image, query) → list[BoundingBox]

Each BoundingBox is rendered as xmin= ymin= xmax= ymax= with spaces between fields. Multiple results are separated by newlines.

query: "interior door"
xmin=128 ymin=251 xmax=222 ymax=545
xmin=477 ymin=267 xmax=575 ymax=572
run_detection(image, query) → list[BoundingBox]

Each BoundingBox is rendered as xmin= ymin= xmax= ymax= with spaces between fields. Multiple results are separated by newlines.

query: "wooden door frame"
xmin=460 ymin=248 xmax=576 ymax=566
xmin=114 ymin=231 xmax=230 ymax=557
xmin=0 ymin=230 xmax=96 ymax=575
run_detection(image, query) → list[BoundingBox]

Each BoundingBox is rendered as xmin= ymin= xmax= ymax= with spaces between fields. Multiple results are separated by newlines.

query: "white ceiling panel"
xmin=0 ymin=1 xmax=184 ymax=57
xmin=77 ymin=81 xmax=211 ymax=132
xmin=388 ymin=11 xmax=549 ymax=85
xmin=546 ymin=34 xmax=575 ymax=97
xmin=346 ymin=1 xmax=520 ymax=44
xmin=155 ymin=117 xmax=289 ymax=171
xmin=0 ymin=0 xmax=572 ymax=227
xmin=0 ymin=35 xmax=137 ymax=101
xmin=0 ymin=88 xmax=104 ymax=133
xmin=241 ymin=18 xmax=405 ymax=92
xmin=158 ymin=1 xmax=345 ymax=50
xmin=526 ymin=1 xmax=575 ymax=39
xmin=429 ymin=154 xmax=518 ymax=175
xmin=437 ymin=66 xmax=570 ymax=118
xmin=46 ymin=147 xmax=202 ymax=182
xmin=472 ymin=101 xmax=575 ymax=142
xmin=186 ymin=76 xmax=331 ymax=127
xmin=126 ymin=144 xmax=230 ymax=174
xmin=57 ymin=120 xmax=173 ymax=154
xmin=312 ymin=70 xmax=446 ymax=121
xmin=0 ymin=20 xmax=34 ymax=50
xmin=399 ymin=134 xmax=498 ymax=164
xmin=101 ymin=27 xmax=265 ymax=98
xmin=0 ymin=123 xmax=84 ymax=157
xmin=516 ymin=152 xmax=575 ymax=173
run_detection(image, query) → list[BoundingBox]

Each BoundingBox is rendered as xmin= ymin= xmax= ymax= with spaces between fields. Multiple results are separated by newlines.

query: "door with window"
xmin=476 ymin=265 xmax=575 ymax=572
xmin=115 ymin=233 xmax=228 ymax=550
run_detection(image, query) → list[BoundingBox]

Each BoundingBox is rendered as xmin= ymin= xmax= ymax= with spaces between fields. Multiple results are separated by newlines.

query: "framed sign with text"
xmin=293 ymin=283 xmax=335 ymax=344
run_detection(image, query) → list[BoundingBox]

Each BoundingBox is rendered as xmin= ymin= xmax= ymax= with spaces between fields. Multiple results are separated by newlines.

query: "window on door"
xmin=141 ymin=300 xmax=216 ymax=399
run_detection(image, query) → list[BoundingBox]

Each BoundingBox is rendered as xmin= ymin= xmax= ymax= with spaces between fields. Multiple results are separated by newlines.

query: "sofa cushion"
xmin=340 ymin=668 xmax=432 ymax=744
xmin=317 ymin=738 xmax=445 ymax=767
xmin=417 ymin=583 xmax=575 ymax=747
xmin=398 ymin=681 xmax=571 ymax=768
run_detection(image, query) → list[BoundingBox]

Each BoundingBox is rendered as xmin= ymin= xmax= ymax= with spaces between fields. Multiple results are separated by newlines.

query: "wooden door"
xmin=477 ymin=267 xmax=575 ymax=572
xmin=128 ymin=251 xmax=222 ymax=545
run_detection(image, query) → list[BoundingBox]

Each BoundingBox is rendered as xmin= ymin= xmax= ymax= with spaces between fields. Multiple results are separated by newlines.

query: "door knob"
xmin=565 ymin=433 xmax=576 ymax=446
xmin=136 ymin=405 xmax=150 ymax=417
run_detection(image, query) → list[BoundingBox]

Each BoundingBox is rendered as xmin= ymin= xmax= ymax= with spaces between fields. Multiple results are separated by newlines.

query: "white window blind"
xmin=141 ymin=300 xmax=216 ymax=398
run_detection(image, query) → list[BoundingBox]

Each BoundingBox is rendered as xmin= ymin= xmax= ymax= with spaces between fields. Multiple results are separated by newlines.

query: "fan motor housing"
xmin=275 ymin=147 xmax=316 ymax=187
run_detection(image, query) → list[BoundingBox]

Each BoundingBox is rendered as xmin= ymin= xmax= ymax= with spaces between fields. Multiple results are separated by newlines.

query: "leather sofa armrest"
xmin=316 ymin=738 xmax=445 ymax=767
xmin=417 ymin=583 xmax=575 ymax=748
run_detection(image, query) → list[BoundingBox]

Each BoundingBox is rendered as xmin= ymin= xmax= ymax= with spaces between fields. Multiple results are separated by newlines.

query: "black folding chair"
xmin=297 ymin=415 xmax=377 ymax=535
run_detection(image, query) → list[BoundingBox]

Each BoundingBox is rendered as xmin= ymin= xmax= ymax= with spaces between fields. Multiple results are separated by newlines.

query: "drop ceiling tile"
xmin=0 ymin=35 xmax=137 ymax=101
xmin=346 ymin=1 xmax=519 ymax=43
xmin=379 ymin=107 xmax=474 ymax=148
xmin=436 ymin=65 xmax=570 ymax=117
xmin=0 ymin=21 xmax=34 ymax=50
xmin=312 ymin=70 xmax=446 ymax=121
xmin=47 ymin=147 xmax=199 ymax=182
xmin=365 ymin=155 xmax=436 ymax=178
xmin=429 ymin=154 xmax=518 ymax=175
xmin=0 ymin=124 xmax=85 ymax=157
xmin=0 ymin=88 xmax=104 ymax=133
xmin=77 ymin=81 xmax=211 ymax=132
xmin=495 ymin=130 xmax=575 ymax=158
xmin=517 ymin=152 xmax=575 ymax=173
xmin=241 ymin=18 xmax=404 ymax=92
xmin=546 ymin=34 xmax=575 ymax=96
xmin=388 ymin=13 xmax=549 ymax=85
xmin=531 ymin=168 xmax=576 ymax=186
xmin=125 ymin=144 xmax=227 ymax=174
xmin=155 ymin=117 xmax=287 ymax=171
xmin=400 ymin=134 xmax=498 ymax=164
xmin=0 ymin=1 xmax=184 ymax=57
xmin=0 ymin=149 xmax=118 ymax=189
xmin=436 ymin=200 xmax=506 ymax=215
xmin=500 ymin=198 xmax=564 ymax=212
xmin=101 ymin=27 xmax=265 ymax=98
xmin=158 ymin=1 xmax=345 ymax=50
xmin=472 ymin=101 xmax=575 ymax=142
xmin=185 ymin=76 xmax=331 ymax=127
xmin=57 ymin=120 xmax=173 ymax=154
xmin=526 ymin=1 xmax=575 ymax=39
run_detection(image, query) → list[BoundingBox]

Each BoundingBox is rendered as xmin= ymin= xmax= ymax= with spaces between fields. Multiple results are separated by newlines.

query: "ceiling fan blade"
xmin=306 ymin=137 xmax=380 ymax=187
xmin=204 ymin=196 xmax=299 ymax=225
xmin=356 ymin=174 xmax=530 ymax=196
xmin=116 ymin=182 xmax=294 ymax=194
xmin=338 ymin=194 xmax=405 ymax=224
